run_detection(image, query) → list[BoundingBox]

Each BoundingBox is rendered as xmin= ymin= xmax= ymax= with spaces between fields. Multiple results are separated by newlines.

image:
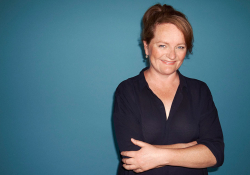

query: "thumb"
xmin=131 ymin=138 xmax=148 ymax=147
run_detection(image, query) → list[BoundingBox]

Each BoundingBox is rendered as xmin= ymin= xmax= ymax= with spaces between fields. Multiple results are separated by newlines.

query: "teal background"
xmin=1 ymin=0 xmax=250 ymax=174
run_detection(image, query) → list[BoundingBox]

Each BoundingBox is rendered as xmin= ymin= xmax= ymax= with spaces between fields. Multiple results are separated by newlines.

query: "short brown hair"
xmin=142 ymin=4 xmax=194 ymax=54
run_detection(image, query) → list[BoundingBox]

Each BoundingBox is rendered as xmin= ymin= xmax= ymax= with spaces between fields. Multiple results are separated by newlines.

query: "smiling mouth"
xmin=161 ymin=60 xmax=176 ymax=65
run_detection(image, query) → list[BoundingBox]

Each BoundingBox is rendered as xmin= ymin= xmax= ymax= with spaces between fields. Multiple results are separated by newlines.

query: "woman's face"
xmin=143 ymin=23 xmax=187 ymax=77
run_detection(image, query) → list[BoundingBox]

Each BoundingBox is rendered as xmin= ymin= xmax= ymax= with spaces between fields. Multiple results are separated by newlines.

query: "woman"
xmin=113 ymin=4 xmax=224 ymax=175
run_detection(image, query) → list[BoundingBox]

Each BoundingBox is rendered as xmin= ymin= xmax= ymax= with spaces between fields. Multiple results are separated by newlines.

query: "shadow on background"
xmin=208 ymin=167 xmax=219 ymax=173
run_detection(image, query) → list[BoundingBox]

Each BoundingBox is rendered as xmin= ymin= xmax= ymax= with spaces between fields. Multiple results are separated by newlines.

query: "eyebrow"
xmin=156 ymin=41 xmax=186 ymax=45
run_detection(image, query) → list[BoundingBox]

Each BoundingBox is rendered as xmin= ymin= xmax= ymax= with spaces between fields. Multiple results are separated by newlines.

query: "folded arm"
xmin=154 ymin=140 xmax=197 ymax=149
xmin=121 ymin=139 xmax=216 ymax=173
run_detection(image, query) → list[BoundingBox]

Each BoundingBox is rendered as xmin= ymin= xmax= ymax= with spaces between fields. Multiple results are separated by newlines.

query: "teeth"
xmin=163 ymin=60 xmax=174 ymax=63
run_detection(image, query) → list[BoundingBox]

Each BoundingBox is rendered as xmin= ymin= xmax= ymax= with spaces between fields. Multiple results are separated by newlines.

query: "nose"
xmin=168 ymin=48 xmax=176 ymax=60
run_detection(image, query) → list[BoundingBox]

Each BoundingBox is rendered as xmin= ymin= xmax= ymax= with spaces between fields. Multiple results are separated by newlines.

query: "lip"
xmin=161 ymin=60 xmax=176 ymax=65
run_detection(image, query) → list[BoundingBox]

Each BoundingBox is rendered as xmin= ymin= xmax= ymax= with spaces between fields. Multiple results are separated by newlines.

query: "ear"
xmin=143 ymin=41 xmax=149 ymax=56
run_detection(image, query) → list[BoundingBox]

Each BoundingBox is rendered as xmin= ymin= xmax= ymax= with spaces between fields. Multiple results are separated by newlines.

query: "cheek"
xmin=150 ymin=48 xmax=163 ymax=58
xmin=178 ymin=52 xmax=186 ymax=60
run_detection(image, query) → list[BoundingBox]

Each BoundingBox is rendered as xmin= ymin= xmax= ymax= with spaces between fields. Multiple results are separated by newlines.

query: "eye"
xmin=177 ymin=46 xmax=186 ymax=49
xmin=159 ymin=45 xmax=166 ymax=48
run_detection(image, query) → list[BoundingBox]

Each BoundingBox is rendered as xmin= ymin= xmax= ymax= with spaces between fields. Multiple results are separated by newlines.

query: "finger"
xmin=133 ymin=169 xmax=144 ymax=173
xmin=123 ymin=163 xmax=138 ymax=170
xmin=122 ymin=158 xmax=135 ymax=165
xmin=189 ymin=141 xmax=198 ymax=147
xmin=122 ymin=158 xmax=127 ymax=164
xmin=121 ymin=151 xmax=136 ymax=157
xmin=131 ymin=138 xmax=148 ymax=147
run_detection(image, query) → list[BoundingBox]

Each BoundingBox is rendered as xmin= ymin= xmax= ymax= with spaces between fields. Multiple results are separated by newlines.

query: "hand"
xmin=121 ymin=138 xmax=164 ymax=173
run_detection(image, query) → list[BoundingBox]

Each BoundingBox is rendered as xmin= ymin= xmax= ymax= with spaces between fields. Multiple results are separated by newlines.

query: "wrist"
xmin=158 ymin=148 xmax=172 ymax=166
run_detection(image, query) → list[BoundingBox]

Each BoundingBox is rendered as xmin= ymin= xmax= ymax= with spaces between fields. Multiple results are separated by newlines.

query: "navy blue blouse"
xmin=113 ymin=68 xmax=224 ymax=175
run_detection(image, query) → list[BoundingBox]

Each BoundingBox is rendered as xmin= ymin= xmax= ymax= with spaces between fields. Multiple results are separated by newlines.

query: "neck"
xmin=144 ymin=67 xmax=179 ymax=88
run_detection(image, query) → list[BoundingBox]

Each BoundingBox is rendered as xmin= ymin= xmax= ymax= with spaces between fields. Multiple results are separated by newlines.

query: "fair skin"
xmin=143 ymin=23 xmax=186 ymax=119
xmin=121 ymin=23 xmax=217 ymax=173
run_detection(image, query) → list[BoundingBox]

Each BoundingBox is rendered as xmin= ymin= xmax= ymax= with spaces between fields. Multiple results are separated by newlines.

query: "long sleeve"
xmin=113 ymin=81 xmax=144 ymax=153
xmin=196 ymin=83 xmax=224 ymax=167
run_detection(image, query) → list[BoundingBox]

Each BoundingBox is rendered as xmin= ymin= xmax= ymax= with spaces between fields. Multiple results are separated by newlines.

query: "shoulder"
xmin=183 ymin=75 xmax=207 ymax=88
xmin=113 ymin=74 xmax=142 ymax=115
xmin=115 ymin=74 xmax=141 ymax=96
xmin=182 ymin=75 xmax=216 ymax=113
xmin=114 ymin=75 xmax=141 ymax=106
xmin=182 ymin=75 xmax=211 ymax=95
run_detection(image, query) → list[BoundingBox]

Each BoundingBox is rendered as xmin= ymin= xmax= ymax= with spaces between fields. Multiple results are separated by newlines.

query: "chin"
xmin=159 ymin=68 xmax=177 ymax=75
